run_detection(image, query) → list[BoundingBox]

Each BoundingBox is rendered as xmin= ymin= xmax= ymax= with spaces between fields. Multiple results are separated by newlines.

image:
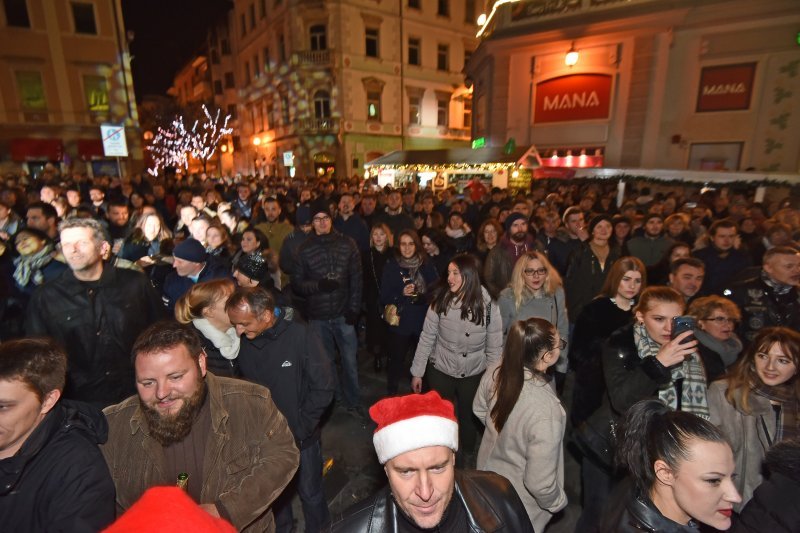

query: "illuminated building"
xmin=168 ymin=55 xmax=213 ymax=108
xmin=0 ymin=0 xmax=141 ymax=178
xmin=468 ymin=0 xmax=800 ymax=172
xmin=223 ymin=0 xmax=479 ymax=178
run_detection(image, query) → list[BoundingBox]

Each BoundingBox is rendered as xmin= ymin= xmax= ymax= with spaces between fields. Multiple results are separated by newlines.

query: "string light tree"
xmin=187 ymin=104 xmax=233 ymax=174
xmin=146 ymin=115 xmax=191 ymax=177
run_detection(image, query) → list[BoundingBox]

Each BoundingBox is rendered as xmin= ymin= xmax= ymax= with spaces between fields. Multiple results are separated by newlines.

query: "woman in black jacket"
xmin=601 ymin=400 xmax=740 ymax=532
xmin=363 ymin=223 xmax=393 ymax=371
xmin=175 ymin=278 xmax=240 ymax=377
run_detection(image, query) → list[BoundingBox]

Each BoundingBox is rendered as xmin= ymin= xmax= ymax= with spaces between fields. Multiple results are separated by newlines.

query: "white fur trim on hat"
xmin=372 ymin=415 xmax=459 ymax=464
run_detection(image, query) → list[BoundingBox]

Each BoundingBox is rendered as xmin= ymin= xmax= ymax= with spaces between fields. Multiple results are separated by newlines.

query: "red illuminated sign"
xmin=696 ymin=63 xmax=756 ymax=112
xmin=534 ymin=74 xmax=613 ymax=124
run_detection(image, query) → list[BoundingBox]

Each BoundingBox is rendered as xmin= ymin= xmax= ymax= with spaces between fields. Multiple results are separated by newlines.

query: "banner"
xmin=696 ymin=63 xmax=756 ymax=112
xmin=534 ymin=74 xmax=612 ymax=123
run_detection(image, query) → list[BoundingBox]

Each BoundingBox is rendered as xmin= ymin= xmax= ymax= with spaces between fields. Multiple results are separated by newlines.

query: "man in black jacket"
xmin=328 ymin=392 xmax=533 ymax=533
xmin=227 ymin=287 xmax=334 ymax=533
xmin=0 ymin=338 xmax=115 ymax=531
xmin=26 ymin=217 xmax=164 ymax=407
xmin=296 ymin=202 xmax=364 ymax=416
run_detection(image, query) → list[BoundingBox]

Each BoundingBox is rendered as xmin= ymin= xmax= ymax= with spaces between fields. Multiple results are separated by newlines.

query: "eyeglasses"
xmin=524 ymin=267 xmax=548 ymax=277
xmin=312 ymin=215 xmax=331 ymax=223
xmin=701 ymin=316 xmax=738 ymax=325
xmin=553 ymin=339 xmax=567 ymax=350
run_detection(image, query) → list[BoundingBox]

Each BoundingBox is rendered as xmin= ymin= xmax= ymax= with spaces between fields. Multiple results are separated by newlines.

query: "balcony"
xmin=294 ymin=117 xmax=340 ymax=134
xmin=292 ymin=49 xmax=332 ymax=67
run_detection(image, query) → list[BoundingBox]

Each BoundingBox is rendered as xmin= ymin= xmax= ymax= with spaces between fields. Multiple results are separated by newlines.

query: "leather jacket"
xmin=601 ymin=487 xmax=700 ymax=532
xmin=328 ymin=470 xmax=534 ymax=533
xmin=726 ymin=275 xmax=800 ymax=344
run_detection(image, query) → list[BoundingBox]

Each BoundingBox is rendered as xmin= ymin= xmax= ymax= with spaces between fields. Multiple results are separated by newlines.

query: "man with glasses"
xmin=726 ymin=246 xmax=800 ymax=344
xmin=296 ymin=202 xmax=366 ymax=419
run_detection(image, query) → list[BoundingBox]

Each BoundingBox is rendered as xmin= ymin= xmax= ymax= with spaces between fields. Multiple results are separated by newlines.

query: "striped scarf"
xmin=634 ymin=322 xmax=710 ymax=419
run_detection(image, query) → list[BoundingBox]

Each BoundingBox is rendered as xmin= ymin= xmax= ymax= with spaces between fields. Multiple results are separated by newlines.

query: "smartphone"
xmin=671 ymin=316 xmax=696 ymax=344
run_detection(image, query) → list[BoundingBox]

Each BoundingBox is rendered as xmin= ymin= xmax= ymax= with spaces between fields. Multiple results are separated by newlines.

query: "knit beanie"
xmin=173 ymin=238 xmax=207 ymax=263
xmin=504 ymin=212 xmax=527 ymax=233
xmin=234 ymin=252 xmax=267 ymax=282
xmin=588 ymin=214 xmax=613 ymax=235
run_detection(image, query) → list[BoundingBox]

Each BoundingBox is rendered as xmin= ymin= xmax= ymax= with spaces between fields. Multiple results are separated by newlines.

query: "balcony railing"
xmin=292 ymin=49 xmax=332 ymax=67
xmin=509 ymin=0 xmax=657 ymax=24
xmin=294 ymin=117 xmax=339 ymax=134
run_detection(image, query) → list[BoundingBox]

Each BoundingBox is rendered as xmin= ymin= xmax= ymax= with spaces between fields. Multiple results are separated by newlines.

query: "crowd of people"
xmin=0 ymin=168 xmax=799 ymax=532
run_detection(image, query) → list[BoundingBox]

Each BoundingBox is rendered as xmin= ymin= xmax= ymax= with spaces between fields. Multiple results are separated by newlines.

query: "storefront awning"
xmin=10 ymin=138 xmax=63 ymax=162
xmin=77 ymin=139 xmax=105 ymax=159
xmin=365 ymin=145 xmax=542 ymax=170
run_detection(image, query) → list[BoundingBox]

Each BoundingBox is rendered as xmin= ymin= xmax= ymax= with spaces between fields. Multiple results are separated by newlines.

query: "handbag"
xmin=573 ymin=417 xmax=618 ymax=472
xmin=383 ymin=304 xmax=400 ymax=326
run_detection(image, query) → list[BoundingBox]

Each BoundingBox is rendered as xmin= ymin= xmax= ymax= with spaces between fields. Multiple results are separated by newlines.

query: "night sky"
xmin=122 ymin=0 xmax=233 ymax=101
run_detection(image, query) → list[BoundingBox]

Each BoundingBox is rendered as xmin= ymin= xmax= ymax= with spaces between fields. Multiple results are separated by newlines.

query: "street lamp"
xmin=565 ymin=42 xmax=579 ymax=67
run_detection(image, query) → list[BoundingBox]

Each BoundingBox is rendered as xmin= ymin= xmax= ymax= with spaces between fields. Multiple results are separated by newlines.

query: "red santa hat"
xmin=370 ymin=391 xmax=459 ymax=464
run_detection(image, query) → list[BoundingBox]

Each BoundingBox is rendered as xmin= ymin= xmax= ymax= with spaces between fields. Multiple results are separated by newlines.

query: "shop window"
xmin=4 ymin=0 xmax=30 ymax=27
xmin=71 ymin=2 xmax=96 ymax=35
xmin=310 ymin=24 xmax=327 ymax=51
xmin=365 ymin=28 xmax=379 ymax=58
xmin=408 ymin=37 xmax=420 ymax=66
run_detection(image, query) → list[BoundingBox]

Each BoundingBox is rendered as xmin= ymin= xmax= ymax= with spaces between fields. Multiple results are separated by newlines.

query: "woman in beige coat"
xmin=473 ymin=317 xmax=567 ymax=532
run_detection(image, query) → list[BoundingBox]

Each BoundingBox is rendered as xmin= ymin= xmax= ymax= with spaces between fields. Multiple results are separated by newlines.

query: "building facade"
xmin=468 ymin=0 xmax=800 ymax=173
xmin=0 ymin=0 xmax=141 ymax=178
xmin=221 ymin=0 xmax=479 ymax=178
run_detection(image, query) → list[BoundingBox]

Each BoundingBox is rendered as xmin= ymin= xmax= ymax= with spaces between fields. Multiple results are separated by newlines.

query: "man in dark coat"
xmin=694 ymin=218 xmax=752 ymax=295
xmin=26 ymin=217 xmax=164 ymax=407
xmin=161 ymin=238 xmax=230 ymax=311
xmin=227 ymin=287 xmax=334 ymax=533
xmin=0 ymin=338 xmax=115 ymax=531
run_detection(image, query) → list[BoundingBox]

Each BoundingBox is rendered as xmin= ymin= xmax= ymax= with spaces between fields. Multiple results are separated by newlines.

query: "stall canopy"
xmin=365 ymin=145 xmax=542 ymax=170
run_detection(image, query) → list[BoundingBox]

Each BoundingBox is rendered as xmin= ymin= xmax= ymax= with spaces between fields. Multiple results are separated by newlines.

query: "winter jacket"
xmin=102 ymin=372 xmax=299 ymax=533
xmin=411 ymin=288 xmax=502 ymax=379
xmin=497 ymin=285 xmax=569 ymax=372
xmin=333 ymin=213 xmax=370 ymax=254
xmin=161 ymin=257 xmax=231 ymax=311
xmin=707 ymin=380 xmax=775 ymax=510
xmin=626 ymin=234 xmax=673 ymax=267
xmin=474 ymin=368 xmax=567 ymax=532
xmin=254 ymin=220 xmax=294 ymax=258
xmin=600 ymin=485 xmax=700 ymax=532
xmin=564 ymin=241 xmax=621 ymax=320
xmin=693 ymin=246 xmax=752 ymax=296
xmin=0 ymin=400 xmax=115 ymax=532
xmin=483 ymin=236 xmax=538 ymax=300
xmin=379 ymin=256 xmax=440 ymax=337
xmin=26 ymin=265 xmax=165 ymax=407
xmin=328 ymin=470 xmax=535 ymax=533
xmin=726 ymin=275 xmax=800 ymax=344
xmin=296 ymin=231 xmax=362 ymax=320
xmin=236 ymin=308 xmax=335 ymax=449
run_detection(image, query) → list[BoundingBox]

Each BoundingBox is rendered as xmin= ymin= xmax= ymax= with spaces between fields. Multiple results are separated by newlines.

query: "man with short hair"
xmin=536 ymin=210 xmax=570 ymax=276
xmin=329 ymin=392 xmax=533 ymax=532
xmin=232 ymin=183 xmax=254 ymax=220
xmin=227 ymin=287 xmax=334 ymax=533
xmin=26 ymin=201 xmax=59 ymax=241
xmin=726 ymin=246 xmax=800 ymax=344
xmin=334 ymin=192 xmax=370 ymax=254
xmin=188 ymin=215 xmax=211 ymax=246
xmin=627 ymin=213 xmax=673 ymax=267
xmin=694 ymin=219 xmax=752 ymax=295
xmin=559 ymin=205 xmax=588 ymax=258
xmin=26 ymin=217 xmax=164 ymax=407
xmin=88 ymin=185 xmax=108 ymax=217
xmin=376 ymin=189 xmax=414 ymax=238
xmin=105 ymin=200 xmax=132 ymax=253
xmin=102 ymin=321 xmax=299 ymax=532
xmin=358 ymin=193 xmax=379 ymax=228
xmin=255 ymin=197 xmax=294 ymax=259
xmin=484 ymin=212 xmax=537 ymax=299
xmin=162 ymin=238 xmax=230 ymax=311
xmin=669 ymin=257 xmax=706 ymax=302
xmin=280 ymin=205 xmax=314 ymax=317
xmin=0 ymin=338 xmax=115 ymax=530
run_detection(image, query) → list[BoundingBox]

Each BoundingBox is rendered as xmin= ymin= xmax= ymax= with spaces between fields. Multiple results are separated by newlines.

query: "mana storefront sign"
xmin=534 ymin=74 xmax=613 ymax=123
xmin=696 ymin=63 xmax=756 ymax=112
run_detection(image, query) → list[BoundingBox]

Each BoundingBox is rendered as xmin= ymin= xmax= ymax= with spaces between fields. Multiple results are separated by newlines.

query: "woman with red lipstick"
xmin=708 ymin=327 xmax=800 ymax=509
xmin=601 ymin=399 xmax=741 ymax=532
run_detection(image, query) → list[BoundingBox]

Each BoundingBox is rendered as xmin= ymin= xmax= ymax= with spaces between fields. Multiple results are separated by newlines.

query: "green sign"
xmin=16 ymin=71 xmax=46 ymax=110
xmin=471 ymin=137 xmax=486 ymax=149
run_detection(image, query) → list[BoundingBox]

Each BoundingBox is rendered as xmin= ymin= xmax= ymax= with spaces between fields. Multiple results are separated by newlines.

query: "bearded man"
xmin=101 ymin=321 xmax=299 ymax=532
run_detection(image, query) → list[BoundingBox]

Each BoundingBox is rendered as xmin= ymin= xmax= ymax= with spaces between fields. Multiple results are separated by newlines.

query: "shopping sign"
xmin=100 ymin=124 xmax=128 ymax=157
xmin=534 ymin=74 xmax=613 ymax=123
xmin=696 ymin=63 xmax=756 ymax=112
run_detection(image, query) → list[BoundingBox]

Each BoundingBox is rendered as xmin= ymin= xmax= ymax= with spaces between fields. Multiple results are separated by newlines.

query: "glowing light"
xmin=220 ymin=144 xmax=228 ymax=152
xmin=252 ymin=137 xmax=261 ymax=146
xmin=511 ymin=169 xmax=520 ymax=178
xmin=476 ymin=0 xmax=521 ymax=38
xmin=477 ymin=13 xmax=487 ymax=26
xmin=565 ymin=43 xmax=579 ymax=67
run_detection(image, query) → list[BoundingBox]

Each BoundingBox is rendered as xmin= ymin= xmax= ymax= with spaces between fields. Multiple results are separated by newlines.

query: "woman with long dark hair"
xmin=473 ymin=318 xmax=567 ymax=531
xmin=708 ymin=327 xmax=800 ymax=509
xmin=602 ymin=400 xmax=740 ymax=532
xmin=410 ymin=253 xmax=502 ymax=466
xmin=380 ymin=229 xmax=439 ymax=394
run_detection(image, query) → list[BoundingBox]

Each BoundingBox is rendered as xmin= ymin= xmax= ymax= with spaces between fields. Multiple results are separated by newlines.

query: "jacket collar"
xmin=626 ymin=491 xmax=699 ymax=532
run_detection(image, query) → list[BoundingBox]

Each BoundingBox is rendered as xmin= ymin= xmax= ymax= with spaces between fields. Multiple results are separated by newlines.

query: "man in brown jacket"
xmin=101 ymin=321 xmax=299 ymax=532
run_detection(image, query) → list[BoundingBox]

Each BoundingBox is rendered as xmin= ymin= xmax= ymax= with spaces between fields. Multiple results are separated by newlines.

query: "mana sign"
xmin=696 ymin=63 xmax=756 ymax=112
xmin=534 ymin=74 xmax=613 ymax=123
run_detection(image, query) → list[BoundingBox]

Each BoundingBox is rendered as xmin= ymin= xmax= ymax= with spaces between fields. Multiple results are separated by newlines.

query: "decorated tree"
xmin=188 ymin=105 xmax=233 ymax=173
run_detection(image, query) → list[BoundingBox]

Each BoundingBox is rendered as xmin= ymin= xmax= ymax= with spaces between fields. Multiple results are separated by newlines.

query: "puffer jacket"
xmin=327 ymin=470 xmax=535 ymax=533
xmin=411 ymin=287 xmax=502 ymax=379
xmin=0 ymin=400 xmax=116 ymax=532
xmin=296 ymin=231 xmax=362 ymax=320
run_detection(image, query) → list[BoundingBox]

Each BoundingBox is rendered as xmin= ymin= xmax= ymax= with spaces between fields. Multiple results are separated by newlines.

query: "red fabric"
xmin=77 ymin=138 xmax=105 ymax=158
xmin=102 ymin=487 xmax=236 ymax=532
xmin=370 ymin=391 xmax=456 ymax=434
xmin=10 ymin=138 xmax=63 ymax=162
xmin=465 ymin=180 xmax=487 ymax=202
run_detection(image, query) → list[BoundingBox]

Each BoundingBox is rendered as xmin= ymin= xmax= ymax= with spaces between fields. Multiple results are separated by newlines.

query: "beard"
xmin=511 ymin=231 xmax=527 ymax=243
xmin=140 ymin=378 xmax=207 ymax=446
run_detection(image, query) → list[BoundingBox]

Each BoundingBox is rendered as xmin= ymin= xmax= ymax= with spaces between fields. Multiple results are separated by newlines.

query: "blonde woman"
xmin=687 ymin=295 xmax=743 ymax=382
xmin=175 ymin=278 xmax=240 ymax=377
xmin=497 ymin=250 xmax=568 ymax=377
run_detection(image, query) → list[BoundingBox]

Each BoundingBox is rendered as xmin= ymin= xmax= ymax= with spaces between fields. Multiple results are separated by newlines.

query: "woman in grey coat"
xmin=411 ymin=253 xmax=502 ymax=466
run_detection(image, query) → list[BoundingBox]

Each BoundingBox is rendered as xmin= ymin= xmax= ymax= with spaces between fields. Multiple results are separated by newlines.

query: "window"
xmin=278 ymin=35 xmax=286 ymax=62
xmin=227 ymin=104 xmax=237 ymax=119
xmin=313 ymin=90 xmax=331 ymax=119
xmin=232 ymin=135 xmax=241 ymax=151
xmin=252 ymin=105 xmax=261 ymax=132
xmin=310 ymin=24 xmax=327 ymax=51
xmin=3 ymin=0 xmax=30 ymax=27
xmin=213 ymin=80 xmax=223 ymax=94
xmin=224 ymin=72 xmax=235 ymax=88
xmin=463 ymin=97 xmax=472 ymax=129
xmin=408 ymin=96 xmax=421 ymax=125
xmin=221 ymin=38 xmax=231 ymax=54
xmin=266 ymin=101 xmax=275 ymax=128
xmin=365 ymin=28 xmax=379 ymax=58
xmin=240 ymin=14 xmax=246 ymax=36
xmin=465 ymin=0 xmax=476 ymax=24
xmin=280 ymin=94 xmax=290 ymax=125
xmin=15 ymin=71 xmax=46 ymax=110
xmin=244 ymin=61 xmax=250 ymax=85
xmin=408 ymin=0 xmax=420 ymax=8
xmin=259 ymin=0 xmax=266 ymax=18
xmin=249 ymin=3 xmax=255 ymax=29
xmin=408 ymin=38 xmax=420 ymax=66
xmin=71 ymin=2 xmax=96 ymax=34
xmin=253 ymin=54 xmax=259 ymax=78
xmin=437 ymin=96 xmax=449 ymax=127
xmin=367 ymin=91 xmax=381 ymax=121
xmin=437 ymin=44 xmax=449 ymax=71
xmin=464 ymin=49 xmax=473 ymax=69
xmin=437 ymin=0 xmax=449 ymax=17
xmin=263 ymin=47 xmax=270 ymax=72
xmin=83 ymin=75 xmax=108 ymax=113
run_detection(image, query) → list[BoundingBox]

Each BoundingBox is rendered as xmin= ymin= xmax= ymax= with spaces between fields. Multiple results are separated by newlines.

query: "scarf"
xmin=192 ymin=318 xmax=240 ymax=360
xmin=761 ymin=270 xmax=794 ymax=295
xmin=752 ymin=379 xmax=799 ymax=443
xmin=634 ymin=322 xmax=710 ymax=419
xmin=694 ymin=329 xmax=743 ymax=368
xmin=397 ymin=254 xmax=427 ymax=296
xmin=13 ymin=244 xmax=55 ymax=287
xmin=444 ymin=224 xmax=471 ymax=239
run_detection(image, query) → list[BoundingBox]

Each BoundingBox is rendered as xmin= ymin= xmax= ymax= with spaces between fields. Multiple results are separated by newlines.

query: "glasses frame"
xmin=523 ymin=267 xmax=548 ymax=277
xmin=701 ymin=316 xmax=738 ymax=325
